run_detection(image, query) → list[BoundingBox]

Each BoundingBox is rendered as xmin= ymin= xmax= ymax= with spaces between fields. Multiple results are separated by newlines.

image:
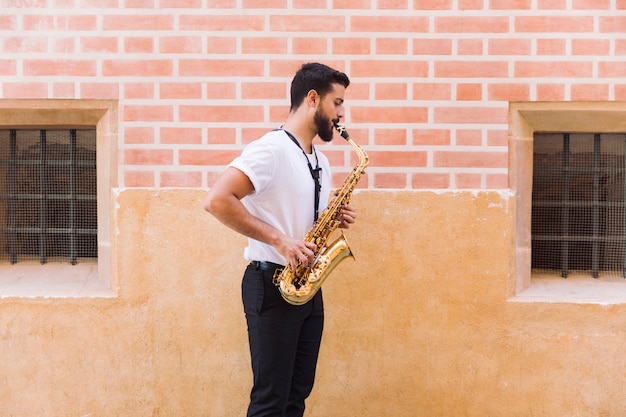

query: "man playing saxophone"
xmin=203 ymin=62 xmax=356 ymax=417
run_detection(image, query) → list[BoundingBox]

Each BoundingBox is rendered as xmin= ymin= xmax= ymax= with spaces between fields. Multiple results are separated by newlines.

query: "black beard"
xmin=314 ymin=109 xmax=334 ymax=142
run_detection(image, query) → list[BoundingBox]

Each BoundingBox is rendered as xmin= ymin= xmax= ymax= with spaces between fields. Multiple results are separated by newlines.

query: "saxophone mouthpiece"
xmin=333 ymin=122 xmax=350 ymax=140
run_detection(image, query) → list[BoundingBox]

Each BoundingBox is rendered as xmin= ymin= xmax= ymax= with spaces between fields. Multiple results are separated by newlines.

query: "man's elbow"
xmin=203 ymin=192 xmax=218 ymax=214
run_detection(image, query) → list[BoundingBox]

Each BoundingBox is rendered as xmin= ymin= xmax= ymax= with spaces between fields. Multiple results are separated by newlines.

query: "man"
xmin=203 ymin=62 xmax=356 ymax=417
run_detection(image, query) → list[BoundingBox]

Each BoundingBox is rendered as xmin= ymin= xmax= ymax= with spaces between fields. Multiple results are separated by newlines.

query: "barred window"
xmin=0 ymin=129 xmax=97 ymax=265
xmin=532 ymin=132 xmax=626 ymax=280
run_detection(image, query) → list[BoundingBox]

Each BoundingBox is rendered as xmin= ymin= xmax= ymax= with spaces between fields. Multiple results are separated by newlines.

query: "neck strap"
xmin=280 ymin=129 xmax=321 ymax=222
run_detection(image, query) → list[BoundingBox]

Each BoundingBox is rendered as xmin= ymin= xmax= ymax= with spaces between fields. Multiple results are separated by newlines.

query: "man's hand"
xmin=337 ymin=204 xmax=357 ymax=229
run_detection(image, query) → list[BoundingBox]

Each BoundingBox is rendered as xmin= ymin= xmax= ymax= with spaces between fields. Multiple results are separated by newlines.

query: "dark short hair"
xmin=290 ymin=63 xmax=350 ymax=112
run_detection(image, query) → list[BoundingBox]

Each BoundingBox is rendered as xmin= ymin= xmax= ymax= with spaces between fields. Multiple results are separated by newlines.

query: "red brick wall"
xmin=1 ymin=1 xmax=624 ymax=189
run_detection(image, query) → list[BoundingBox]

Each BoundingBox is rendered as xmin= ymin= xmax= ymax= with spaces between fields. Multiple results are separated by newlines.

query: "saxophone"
xmin=273 ymin=122 xmax=369 ymax=305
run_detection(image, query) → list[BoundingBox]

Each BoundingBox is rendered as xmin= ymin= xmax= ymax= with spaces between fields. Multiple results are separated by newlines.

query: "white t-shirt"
xmin=229 ymin=129 xmax=332 ymax=265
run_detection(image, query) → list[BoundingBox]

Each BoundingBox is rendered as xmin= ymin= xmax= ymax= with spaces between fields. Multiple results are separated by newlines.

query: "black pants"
xmin=242 ymin=263 xmax=324 ymax=417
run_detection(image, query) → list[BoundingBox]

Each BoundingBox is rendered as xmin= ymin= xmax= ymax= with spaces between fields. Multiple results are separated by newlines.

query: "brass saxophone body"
xmin=273 ymin=123 xmax=369 ymax=305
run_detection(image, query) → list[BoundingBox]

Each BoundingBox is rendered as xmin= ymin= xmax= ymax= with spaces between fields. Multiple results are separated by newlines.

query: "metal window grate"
xmin=532 ymin=132 xmax=626 ymax=279
xmin=0 ymin=129 xmax=97 ymax=265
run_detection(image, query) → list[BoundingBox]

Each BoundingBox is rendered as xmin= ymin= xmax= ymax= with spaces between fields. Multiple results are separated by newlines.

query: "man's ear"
xmin=306 ymin=89 xmax=319 ymax=107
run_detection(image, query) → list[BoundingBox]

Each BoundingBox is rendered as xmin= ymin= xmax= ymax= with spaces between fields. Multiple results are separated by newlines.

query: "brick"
xmin=413 ymin=0 xmax=452 ymax=9
xmin=0 ymin=15 xmax=17 ymax=30
xmin=52 ymin=37 xmax=76 ymax=54
xmin=3 ymin=36 xmax=47 ymax=53
xmin=600 ymin=16 xmax=626 ymax=33
xmin=180 ymin=15 xmax=264 ymax=31
xmin=80 ymin=83 xmax=120 ymax=99
xmin=270 ymin=15 xmax=345 ymax=31
xmin=486 ymin=173 xmax=508 ymax=189
xmin=434 ymin=151 xmax=507 ymax=168
xmin=352 ymin=60 xmax=428 ymax=78
xmin=536 ymin=39 xmax=566 ymax=55
xmin=207 ymin=128 xmax=237 ymax=145
xmin=536 ymin=83 xmax=565 ymax=101
xmin=598 ymin=62 xmax=626 ymax=78
xmin=455 ymin=173 xmax=482 ymax=188
xmin=123 ymin=105 xmax=174 ymax=122
xmin=412 ymin=173 xmax=450 ymax=189
xmin=160 ymin=36 xmax=203 ymax=54
xmin=207 ymin=37 xmax=237 ymax=54
xmin=351 ymin=106 xmax=428 ymax=124
xmin=0 ymin=60 xmax=17 ymax=76
xmin=351 ymin=16 xmax=428 ymax=33
xmin=537 ymin=0 xmax=567 ymax=8
xmin=435 ymin=16 xmax=509 ymax=33
xmin=179 ymin=59 xmax=264 ymax=77
xmin=413 ymin=83 xmax=451 ymax=100
xmin=332 ymin=0 xmax=370 ymax=10
xmin=456 ymin=83 xmax=482 ymax=101
xmin=333 ymin=38 xmax=371 ymax=55
xmin=53 ymin=82 xmax=75 ymax=98
xmin=124 ymin=37 xmax=155 ymax=53
xmin=124 ymin=149 xmax=174 ymax=165
xmin=487 ymin=130 xmax=508 ymax=147
xmin=374 ymin=173 xmax=408 ymax=189
xmin=160 ymin=83 xmax=202 ymax=99
xmin=293 ymin=38 xmax=328 ymax=54
xmin=179 ymin=149 xmax=242 ymax=166
xmin=242 ymin=37 xmax=289 ymax=54
xmin=23 ymin=60 xmax=96 ymax=76
xmin=615 ymin=85 xmax=626 ymax=100
xmin=616 ymin=39 xmax=626 ymax=55
xmin=573 ymin=0 xmax=610 ymax=8
xmin=489 ymin=0 xmax=531 ymax=9
xmin=243 ymin=0 xmax=287 ymax=7
xmin=413 ymin=38 xmax=453 ymax=55
xmin=160 ymin=127 xmax=202 ymax=145
xmin=377 ymin=0 xmax=409 ymax=8
xmin=619 ymin=0 xmax=626 ymax=8
xmin=124 ymin=83 xmax=155 ymax=99
xmin=103 ymin=60 xmax=172 ymax=76
xmin=572 ymin=39 xmax=610 ymax=55
xmin=571 ymin=84 xmax=609 ymax=101
xmin=124 ymin=127 xmax=155 ymax=145
xmin=376 ymin=38 xmax=408 ymax=55
xmin=180 ymin=105 xmax=264 ymax=123
xmin=124 ymin=171 xmax=155 ymax=187
xmin=515 ymin=16 xmax=594 ymax=32
xmin=160 ymin=171 xmax=202 ymax=188
xmin=206 ymin=83 xmax=237 ymax=100
xmin=457 ymin=39 xmax=483 ymax=55
xmin=102 ymin=14 xmax=173 ymax=31
xmin=81 ymin=37 xmax=119 ymax=53
xmin=269 ymin=105 xmax=289 ymax=123
xmin=242 ymin=82 xmax=288 ymax=100
xmin=2 ymin=82 xmax=47 ymax=98
xmin=124 ymin=0 xmax=157 ymax=7
xmin=374 ymin=129 xmax=407 ymax=146
xmin=455 ymin=130 xmax=482 ymax=146
xmin=375 ymin=83 xmax=408 ymax=100
xmin=435 ymin=61 xmax=508 ymax=78
xmin=515 ymin=61 xmax=592 ymax=78
xmin=433 ymin=106 xmax=508 ymax=124
xmin=488 ymin=38 xmax=531 ymax=55
xmin=160 ymin=0 xmax=201 ymax=6
xmin=458 ymin=0 xmax=483 ymax=9
xmin=367 ymin=150 xmax=427 ymax=167
xmin=413 ymin=129 xmax=450 ymax=146
xmin=488 ymin=83 xmax=530 ymax=101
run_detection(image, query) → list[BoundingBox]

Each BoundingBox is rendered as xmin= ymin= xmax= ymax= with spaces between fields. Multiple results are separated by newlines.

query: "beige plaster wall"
xmin=1 ymin=189 xmax=625 ymax=416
